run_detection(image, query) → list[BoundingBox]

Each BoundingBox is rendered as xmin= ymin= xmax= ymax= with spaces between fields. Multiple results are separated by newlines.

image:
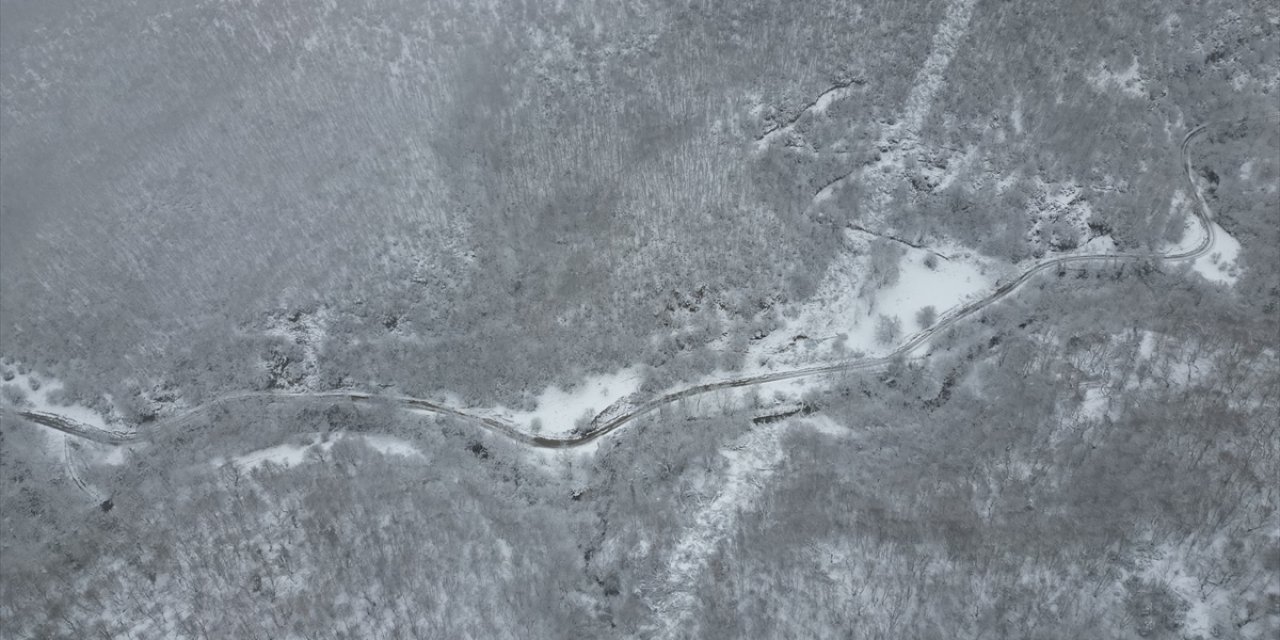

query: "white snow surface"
xmin=476 ymin=366 xmax=644 ymax=436
xmin=219 ymin=433 xmax=423 ymax=472
xmin=1 ymin=368 xmax=112 ymax=430
xmin=754 ymin=232 xmax=998 ymax=365
xmin=1077 ymin=385 xmax=1113 ymax=422
xmin=1162 ymin=189 xmax=1242 ymax=285
xmin=1191 ymin=222 xmax=1241 ymax=285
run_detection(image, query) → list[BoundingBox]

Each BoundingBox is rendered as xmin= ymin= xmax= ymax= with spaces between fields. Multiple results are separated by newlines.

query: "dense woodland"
xmin=2 ymin=0 xmax=1273 ymax=411
xmin=3 ymin=240 xmax=1276 ymax=637
xmin=2 ymin=0 xmax=1278 ymax=637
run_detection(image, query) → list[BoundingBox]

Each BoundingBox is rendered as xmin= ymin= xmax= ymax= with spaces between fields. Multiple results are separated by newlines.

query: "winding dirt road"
xmin=12 ymin=124 xmax=1221 ymax=451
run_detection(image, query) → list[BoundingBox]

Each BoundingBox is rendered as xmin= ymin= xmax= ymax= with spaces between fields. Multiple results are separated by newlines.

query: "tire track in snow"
xmin=62 ymin=434 xmax=104 ymax=502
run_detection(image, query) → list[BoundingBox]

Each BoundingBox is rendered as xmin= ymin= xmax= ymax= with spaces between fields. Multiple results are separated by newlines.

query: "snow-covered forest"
xmin=2 ymin=0 xmax=1277 ymax=637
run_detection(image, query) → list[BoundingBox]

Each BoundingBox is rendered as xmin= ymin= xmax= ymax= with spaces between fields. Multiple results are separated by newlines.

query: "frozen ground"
xmin=214 ymin=432 xmax=424 ymax=472
xmin=645 ymin=415 xmax=852 ymax=639
xmin=0 ymin=367 xmax=114 ymax=430
xmin=1192 ymin=221 xmax=1241 ymax=285
xmin=473 ymin=366 xmax=644 ymax=436
xmin=749 ymin=232 xmax=999 ymax=370
xmin=1164 ymin=188 xmax=1243 ymax=287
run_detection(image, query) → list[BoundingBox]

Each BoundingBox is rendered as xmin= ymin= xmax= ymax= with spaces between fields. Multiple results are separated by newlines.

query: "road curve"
xmin=13 ymin=124 xmax=1221 ymax=450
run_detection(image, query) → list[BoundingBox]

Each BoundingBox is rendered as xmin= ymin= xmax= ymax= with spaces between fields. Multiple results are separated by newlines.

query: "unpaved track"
xmin=12 ymin=125 xmax=1220 ymax=450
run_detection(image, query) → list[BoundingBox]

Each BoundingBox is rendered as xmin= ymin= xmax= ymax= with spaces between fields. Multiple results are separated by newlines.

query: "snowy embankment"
xmin=1 ymin=368 xmax=123 ymax=497
xmin=214 ymin=432 xmax=424 ymax=472
xmin=1 ymin=368 xmax=114 ymax=431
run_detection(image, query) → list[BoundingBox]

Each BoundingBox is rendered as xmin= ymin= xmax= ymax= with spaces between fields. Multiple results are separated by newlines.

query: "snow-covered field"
xmin=748 ymin=232 xmax=999 ymax=369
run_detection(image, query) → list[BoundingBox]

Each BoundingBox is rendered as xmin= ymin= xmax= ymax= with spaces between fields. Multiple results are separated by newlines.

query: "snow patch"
xmin=1078 ymin=385 xmax=1112 ymax=421
xmin=0 ymin=368 xmax=112 ymax=430
xmin=218 ymin=433 xmax=423 ymax=472
xmin=1137 ymin=543 xmax=1238 ymax=638
xmin=1088 ymin=57 xmax=1148 ymax=98
xmin=1010 ymin=97 xmax=1024 ymax=136
xmin=798 ymin=415 xmax=853 ymax=438
xmin=1191 ymin=222 xmax=1241 ymax=286
xmin=760 ymin=234 xmax=997 ymax=362
xmin=101 ymin=446 xmax=129 ymax=466
xmin=476 ymin=366 xmax=644 ymax=437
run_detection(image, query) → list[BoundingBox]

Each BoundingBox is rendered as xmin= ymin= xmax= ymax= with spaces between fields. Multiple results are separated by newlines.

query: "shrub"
xmin=915 ymin=305 xmax=937 ymax=329
xmin=875 ymin=314 xmax=902 ymax=345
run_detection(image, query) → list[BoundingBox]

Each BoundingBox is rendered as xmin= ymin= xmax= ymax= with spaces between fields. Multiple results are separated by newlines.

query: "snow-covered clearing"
xmin=474 ymin=366 xmax=644 ymax=437
xmin=1161 ymin=189 xmax=1242 ymax=286
xmin=1192 ymin=222 xmax=1241 ymax=285
xmin=1167 ymin=196 xmax=1242 ymax=286
xmin=0 ymin=367 xmax=114 ymax=430
xmin=1076 ymin=384 xmax=1113 ymax=422
xmin=215 ymin=432 xmax=423 ymax=472
xmin=751 ymin=232 xmax=998 ymax=368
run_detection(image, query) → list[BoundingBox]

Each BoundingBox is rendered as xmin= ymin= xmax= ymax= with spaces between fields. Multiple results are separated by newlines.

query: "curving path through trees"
xmin=12 ymin=124 xmax=1222 ymax=452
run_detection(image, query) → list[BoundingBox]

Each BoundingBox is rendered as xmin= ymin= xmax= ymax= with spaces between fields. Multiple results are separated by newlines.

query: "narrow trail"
xmin=644 ymin=426 xmax=789 ymax=639
xmin=12 ymin=124 xmax=1220 ymax=456
xmin=813 ymin=0 xmax=978 ymax=203
xmin=62 ymin=436 xmax=103 ymax=502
